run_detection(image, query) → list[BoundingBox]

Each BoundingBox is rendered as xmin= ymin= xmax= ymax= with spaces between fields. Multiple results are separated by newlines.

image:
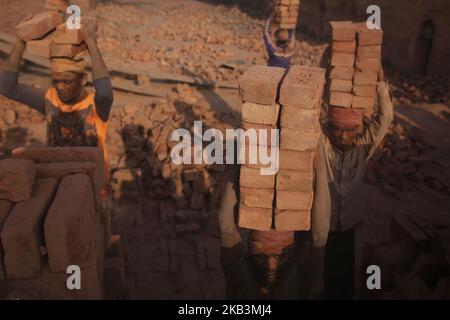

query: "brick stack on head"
xmin=328 ymin=21 xmax=383 ymax=120
xmin=237 ymin=64 xmax=325 ymax=232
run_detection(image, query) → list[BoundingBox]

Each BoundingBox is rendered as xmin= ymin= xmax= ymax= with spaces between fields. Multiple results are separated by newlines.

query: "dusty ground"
xmin=0 ymin=0 xmax=449 ymax=300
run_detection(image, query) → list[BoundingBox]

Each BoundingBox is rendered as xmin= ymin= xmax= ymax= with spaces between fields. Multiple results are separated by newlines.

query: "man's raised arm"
xmin=0 ymin=35 xmax=46 ymax=114
xmin=82 ymin=17 xmax=113 ymax=122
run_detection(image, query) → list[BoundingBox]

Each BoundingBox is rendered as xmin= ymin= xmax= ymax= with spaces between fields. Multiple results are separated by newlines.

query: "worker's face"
xmin=52 ymin=72 xmax=83 ymax=103
xmin=252 ymin=252 xmax=289 ymax=286
xmin=330 ymin=124 xmax=362 ymax=149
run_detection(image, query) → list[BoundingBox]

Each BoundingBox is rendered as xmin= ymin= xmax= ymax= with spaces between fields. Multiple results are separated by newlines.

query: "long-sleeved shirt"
xmin=322 ymin=82 xmax=394 ymax=232
xmin=219 ymin=141 xmax=331 ymax=299
xmin=263 ymin=16 xmax=296 ymax=69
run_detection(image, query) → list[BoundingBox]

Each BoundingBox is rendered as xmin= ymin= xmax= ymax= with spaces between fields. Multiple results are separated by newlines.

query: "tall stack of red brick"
xmin=277 ymin=65 xmax=324 ymax=231
xmin=0 ymin=147 xmax=108 ymax=299
xmin=237 ymin=64 xmax=325 ymax=232
xmin=273 ymin=0 xmax=300 ymax=30
xmin=238 ymin=65 xmax=285 ymax=231
xmin=328 ymin=21 xmax=383 ymax=117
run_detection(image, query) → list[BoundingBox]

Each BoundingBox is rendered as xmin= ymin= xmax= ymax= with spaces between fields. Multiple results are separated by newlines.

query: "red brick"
xmin=241 ymin=146 xmax=278 ymax=170
xmin=239 ymin=166 xmax=275 ymax=189
xmin=352 ymin=96 xmax=376 ymax=109
xmin=356 ymin=58 xmax=381 ymax=73
xmin=279 ymin=65 xmax=325 ymax=109
xmin=332 ymin=40 xmax=356 ymax=53
xmin=329 ymin=21 xmax=356 ymax=41
xmin=175 ymin=222 xmax=201 ymax=235
xmin=44 ymin=174 xmax=97 ymax=272
xmin=241 ymin=102 xmax=280 ymax=126
xmin=12 ymin=146 xmax=100 ymax=164
xmin=73 ymin=233 xmax=104 ymax=300
xmin=354 ymin=72 xmax=378 ymax=85
xmin=280 ymin=106 xmax=320 ymax=132
xmin=356 ymin=25 xmax=383 ymax=46
xmin=329 ymin=79 xmax=353 ymax=92
xmin=35 ymin=162 xmax=103 ymax=210
xmin=26 ymin=37 xmax=54 ymax=58
xmin=357 ymin=45 xmax=381 ymax=59
xmin=0 ymin=200 xmax=14 ymax=280
xmin=50 ymin=42 xmax=87 ymax=58
xmin=331 ymin=52 xmax=355 ymax=67
xmin=192 ymin=172 xmax=209 ymax=193
xmin=241 ymin=122 xmax=277 ymax=146
xmin=15 ymin=11 xmax=63 ymax=41
xmin=353 ymin=85 xmax=376 ymax=97
xmin=0 ymin=159 xmax=36 ymax=202
xmin=238 ymin=204 xmax=272 ymax=231
xmin=274 ymin=209 xmax=310 ymax=231
xmin=278 ymin=22 xmax=297 ymax=29
xmin=276 ymin=191 xmax=313 ymax=211
xmin=240 ymin=187 xmax=274 ymax=209
xmin=44 ymin=0 xmax=69 ymax=12
xmin=277 ymin=0 xmax=300 ymax=5
xmin=54 ymin=25 xmax=84 ymax=45
xmin=238 ymin=66 xmax=285 ymax=105
xmin=280 ymin=129 xmax=320 ymax=151
xmin=279 ymin=150 xmax=314 ymax=171
xmin=190 ymin=192 xmax=205 ymax=210
xmin=329 ymin=92 xmax=353 ymax=108
xmin=1 ymin=178 xmax=58 ymax=279
xmin=70 ymin=0 xmax=98 ymax=13
xmin=330 ymin=66 xmax=354 ymax=80
xmin=276 ymin=170 xmax=313 ymax=192
xmin=111 ymin=168 xmax=141 ymax=192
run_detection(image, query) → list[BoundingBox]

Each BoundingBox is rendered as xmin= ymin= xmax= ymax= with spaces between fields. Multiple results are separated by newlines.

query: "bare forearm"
xmin=3 ymin=39 xmax=26 ymax=72
xmin=85 ymin=38 xmax=109 ymax=80
xmin=311 ymin=142 xmax=331 ymax=247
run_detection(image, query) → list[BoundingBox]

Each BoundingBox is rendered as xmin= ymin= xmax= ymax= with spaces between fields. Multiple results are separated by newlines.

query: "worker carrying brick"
xmin=321 ymin=73 xmax=394 ymax=299
xmin=218 ymin=143 xmax=331 ymax=299
xmin=263 ymin=14 xmax=296 ymax=69
xmin=0 ymin=17 xmax=113 ymax=200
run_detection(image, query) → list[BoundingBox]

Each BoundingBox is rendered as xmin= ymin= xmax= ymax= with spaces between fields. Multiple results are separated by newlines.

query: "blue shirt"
xmin=263 ymin=16 xmax=296 ymax=69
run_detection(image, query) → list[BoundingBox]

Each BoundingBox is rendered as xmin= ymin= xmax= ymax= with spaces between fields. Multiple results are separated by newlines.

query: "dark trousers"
xmin=323 ymin=229 xmax=355 ymax=300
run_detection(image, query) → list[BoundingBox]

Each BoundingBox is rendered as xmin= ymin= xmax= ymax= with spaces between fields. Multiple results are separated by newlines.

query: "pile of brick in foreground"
xmin=0 ymin=147 xmax=120 ymax=299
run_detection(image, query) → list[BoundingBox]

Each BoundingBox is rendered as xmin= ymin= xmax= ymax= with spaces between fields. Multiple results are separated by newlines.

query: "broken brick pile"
xmin=361 ymin=209 xmax=450 ymax=300
xmin=0 ymin=147 xmax=110 ymax=299
xmin=237 ymin=64 xmax=325 ymax=231
xmin=0 ymin=97 xmax=46 ymax=155
xmin=106 ymin=85 xmax=233 ymax=238
xmin=273 ymin=0 xmax=300 ymax=30
xmin=328 ymin=21 xmax=383 ymax=118
xmin=365 ymin=121 xmax=450 ymax=200
xmin=17 ymin=0 xmax=98 ymax=59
